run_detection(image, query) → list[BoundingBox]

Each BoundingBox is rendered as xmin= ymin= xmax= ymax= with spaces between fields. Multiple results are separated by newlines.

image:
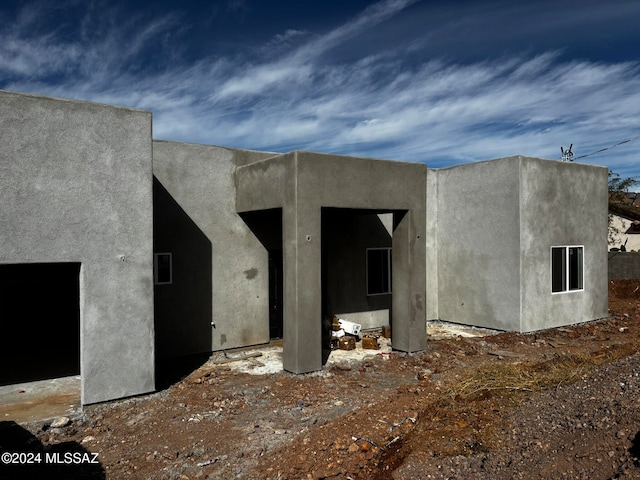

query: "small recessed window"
xmin=551 ymin=246 xmax=583 ymax=293
xmin=154 ymin=253 xmax=173 ymax=285
xmin=367 ymin=248 xmax=392 ymax=295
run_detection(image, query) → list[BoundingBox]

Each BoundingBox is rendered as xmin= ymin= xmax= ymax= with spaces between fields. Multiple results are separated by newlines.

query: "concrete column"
xmin=282 ymin=204 xmax=323 ymax=373
xmin=392 ymin=209 xmax=427 ymax=352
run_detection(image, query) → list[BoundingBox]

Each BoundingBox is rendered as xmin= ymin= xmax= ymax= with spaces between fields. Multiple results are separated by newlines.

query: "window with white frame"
xmin=154 ymin=253 xmax=173 ymax=285
xmin=551 ymin=246 xmax=583 ymax=293
xmin=367 ymin=247 xmax=392 ymax=295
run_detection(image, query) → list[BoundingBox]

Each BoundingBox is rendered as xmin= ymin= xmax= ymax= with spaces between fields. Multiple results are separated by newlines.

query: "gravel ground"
xmin=1 ymin=279 xmax=640 ymax=479
xmin=394 ymin=353 xmax=640 ymax=480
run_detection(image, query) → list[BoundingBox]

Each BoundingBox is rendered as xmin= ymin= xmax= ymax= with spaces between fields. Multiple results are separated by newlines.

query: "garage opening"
xmin=0 ymin=263 xmax=81 ymax=386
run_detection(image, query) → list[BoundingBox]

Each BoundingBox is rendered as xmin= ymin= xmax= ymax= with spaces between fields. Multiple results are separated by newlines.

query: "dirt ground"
xmin=3 ymin=280 xmax=640 ymax=479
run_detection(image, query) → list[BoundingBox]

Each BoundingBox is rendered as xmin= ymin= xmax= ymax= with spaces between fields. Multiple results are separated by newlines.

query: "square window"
xmin=367 ymin=248 xmax=391 ymax=295
xmin=154 ymin=253 xmax=172 ymax=285
xmin=551 ymin=246 xmax=583 ymax=293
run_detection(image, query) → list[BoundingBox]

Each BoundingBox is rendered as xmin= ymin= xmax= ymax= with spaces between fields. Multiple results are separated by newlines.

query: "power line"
xmin=572 ymin=133 xmax=640 ymax=160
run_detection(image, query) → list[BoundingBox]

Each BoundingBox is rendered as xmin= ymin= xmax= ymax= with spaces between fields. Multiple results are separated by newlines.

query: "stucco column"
xmin=282 ymin=204 xmax=323 ymax=373
xmin=392 ymin=209 xmax=427 ymax=352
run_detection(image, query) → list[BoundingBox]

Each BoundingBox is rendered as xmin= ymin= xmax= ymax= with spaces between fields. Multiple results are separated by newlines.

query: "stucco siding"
xmin=0 ymin=90 xmax=154 ymax=404
xmin=153 ymin=140 xmax=273 ymax=355
xmin=436 ymin=158 xmax=521 ymax=330
xmin=519 ymin=158 xmax=608 ymax=331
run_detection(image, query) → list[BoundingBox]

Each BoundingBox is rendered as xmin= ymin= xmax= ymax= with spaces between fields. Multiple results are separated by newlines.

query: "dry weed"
xmin=449 ymin=341 xmax=640 ymax=400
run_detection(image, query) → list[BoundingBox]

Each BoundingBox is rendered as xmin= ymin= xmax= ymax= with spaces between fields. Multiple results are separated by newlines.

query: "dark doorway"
xmin=268 ymin=250 xmax=283 ymax=339
xmin=0 ymin=263 xmax=80 ymax=385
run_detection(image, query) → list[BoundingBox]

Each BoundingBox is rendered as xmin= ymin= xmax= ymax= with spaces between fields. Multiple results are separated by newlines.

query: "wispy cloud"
xmin=1 ymin=0 xmax=640 ymax=177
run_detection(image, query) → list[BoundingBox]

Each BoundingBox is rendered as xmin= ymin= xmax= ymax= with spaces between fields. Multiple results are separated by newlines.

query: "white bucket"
xmin=337 ymin=319 xmax=362 ymax=336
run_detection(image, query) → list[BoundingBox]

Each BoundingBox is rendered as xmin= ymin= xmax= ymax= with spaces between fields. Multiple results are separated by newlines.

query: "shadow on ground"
xmin=0 ymin=420 xmax=105 ymax=479
xmin=155 ymin=353 xmax=211 ymax=391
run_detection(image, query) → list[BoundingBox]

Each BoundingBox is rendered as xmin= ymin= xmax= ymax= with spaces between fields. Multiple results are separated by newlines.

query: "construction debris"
xmin=362 ymin=336 xmax=380 ymax=350
xmin=338 ymin=337 xmax=356 ymax=351
xmin=211 ymin=352 xmax=263 ymax=364
xmin=337 ymin=318 xmax=362 ymax=336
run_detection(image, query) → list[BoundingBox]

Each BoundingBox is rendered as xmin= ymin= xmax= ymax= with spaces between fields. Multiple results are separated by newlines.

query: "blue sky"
xmin=2 ymin=0 xmax=640 ymax=178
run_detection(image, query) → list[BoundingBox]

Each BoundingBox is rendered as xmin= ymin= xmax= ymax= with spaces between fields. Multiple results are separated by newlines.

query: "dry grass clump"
xmin=448 ymin=342 xmax=639 ymax=400
xmin=402 ymin=341 xmax=640 ymax=461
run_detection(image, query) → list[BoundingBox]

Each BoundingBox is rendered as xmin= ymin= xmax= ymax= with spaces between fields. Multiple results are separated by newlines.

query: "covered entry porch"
xmin=236 ymin=151 xmax=427 ymax=373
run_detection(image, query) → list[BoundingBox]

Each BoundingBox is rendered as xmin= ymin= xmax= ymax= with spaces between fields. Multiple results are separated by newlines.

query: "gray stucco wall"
xmin=296 ymin=152 xmax=425 ymax=210
xmin=434 ymin=158 xmax=522 ymax=330
xmin=426 ymin=170 xmax=439 ymax=320
xmin=0 ymin=90 xmax=154 ymax=405
xmin=235 ymin=153 xmax=296 ymax=213
xmin=152 ymin=140 xmax=274 ymax=355
xmin=519 ymin=158 xmax=608 ymax=331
